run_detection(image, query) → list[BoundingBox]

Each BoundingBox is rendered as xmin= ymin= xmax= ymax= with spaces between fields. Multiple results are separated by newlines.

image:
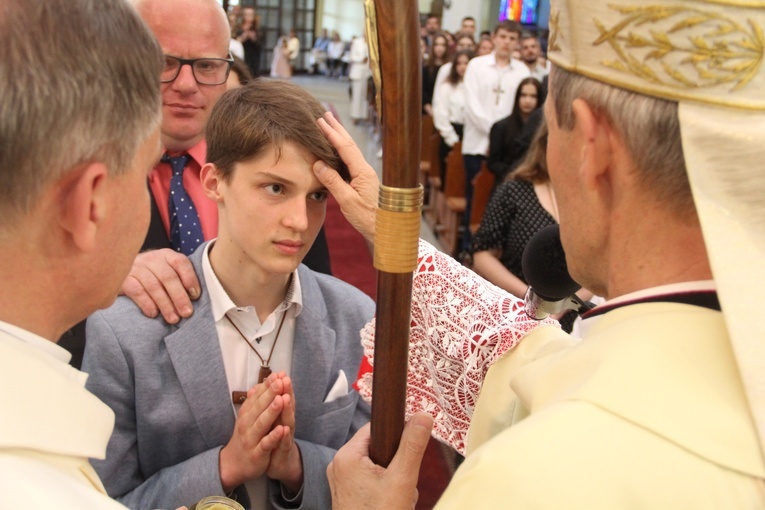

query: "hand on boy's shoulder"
xmin=120 ymin=248 xmax=201 ymax=324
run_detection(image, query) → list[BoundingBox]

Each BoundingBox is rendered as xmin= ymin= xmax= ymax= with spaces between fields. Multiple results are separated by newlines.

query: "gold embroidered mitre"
xmin=547 ymin=0 xmax=765 ymax=109
xmin=547 ymin=0 xmax=765 ymax=464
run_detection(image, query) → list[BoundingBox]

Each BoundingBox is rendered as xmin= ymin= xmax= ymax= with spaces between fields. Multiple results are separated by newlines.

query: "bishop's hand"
xmin=314 ymin=112 xmax=379 ymax=245
xmin=327 ymin=413 xmax=434 ymax=509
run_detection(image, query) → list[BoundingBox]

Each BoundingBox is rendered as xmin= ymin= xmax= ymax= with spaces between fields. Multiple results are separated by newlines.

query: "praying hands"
xmin=219 ymin=372 xmax=303 ymax=494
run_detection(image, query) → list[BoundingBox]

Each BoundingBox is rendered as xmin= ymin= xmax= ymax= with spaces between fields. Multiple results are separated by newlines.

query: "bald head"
xmin=135 ymin=0 xmax=231 ymax=151
xmin=135 ymin=0 xmax=229 ymax=48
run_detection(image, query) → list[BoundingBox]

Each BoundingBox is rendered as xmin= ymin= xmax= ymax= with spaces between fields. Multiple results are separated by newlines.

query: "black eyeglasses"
xmin=161 ymin=54 xmax=235 ymax=85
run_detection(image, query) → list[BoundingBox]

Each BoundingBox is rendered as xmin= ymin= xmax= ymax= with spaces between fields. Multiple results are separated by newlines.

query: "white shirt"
xmin=202 ymin=241 xmax=303 ymax=507
xmin=432 ymin=80 xmax=467 ymax=147
xmin=0 ymin=320 xmax=74 ymax=368
xmin=328 ymin=40 xmax=345 ymax=60
xmin=229 ymin=38 xmax=245 ymax=60
xmin=432 ymin=61 xmax=452 ymax=99
xmin=526 ymin=59 xmax=550 ymax=81
xmin=430 ymin=62 xmax=453 ymax=121
xmin=462 ymin=53 xmax=531 ymax=156
xmin=348 ymin=37 xmax=370 ymax=81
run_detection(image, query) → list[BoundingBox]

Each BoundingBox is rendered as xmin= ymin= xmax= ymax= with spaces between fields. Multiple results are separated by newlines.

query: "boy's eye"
xmin=265 ymin=183 xmax=283 ymax=194
xmin=310 ymin=191 xmax=328 ymax=202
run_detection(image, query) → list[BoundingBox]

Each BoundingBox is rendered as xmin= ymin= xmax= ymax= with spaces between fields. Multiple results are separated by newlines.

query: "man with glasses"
xmin=161 ymin=55 xmax=236 ymax=89
xmin=133 ymin=0 xmax=332 ymax=318
xmin=137 ymin=0 xmax=231 ymax=265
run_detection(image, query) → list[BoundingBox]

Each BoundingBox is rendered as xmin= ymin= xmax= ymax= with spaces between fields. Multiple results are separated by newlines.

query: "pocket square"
xmin=323 ymin=369 xmax=348 ymax=403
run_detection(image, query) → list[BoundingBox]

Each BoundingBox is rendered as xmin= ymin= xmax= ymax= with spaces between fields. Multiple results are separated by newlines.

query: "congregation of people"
xmin=412 ymin=14 xmax=571 ymax=320
xmin=3 ymin=0 xmax=764 ymax=509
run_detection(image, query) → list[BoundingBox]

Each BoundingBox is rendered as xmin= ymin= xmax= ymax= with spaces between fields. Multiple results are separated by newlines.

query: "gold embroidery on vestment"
xmin=593 ymin=5 xmax=763 ymax=91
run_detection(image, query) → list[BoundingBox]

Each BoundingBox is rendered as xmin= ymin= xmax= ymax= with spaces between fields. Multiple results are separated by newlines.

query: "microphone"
xmin=521 ymin=225 xmax=593 ymax=320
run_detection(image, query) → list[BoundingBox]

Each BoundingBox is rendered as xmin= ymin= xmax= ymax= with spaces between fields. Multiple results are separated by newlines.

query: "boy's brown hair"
xmin=206 ymin=79 xmax=349 ymax=181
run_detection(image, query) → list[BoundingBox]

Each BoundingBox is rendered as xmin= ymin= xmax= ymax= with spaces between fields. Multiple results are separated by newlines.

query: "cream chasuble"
xmin=438 ymin=303 xmax=765 ymax=508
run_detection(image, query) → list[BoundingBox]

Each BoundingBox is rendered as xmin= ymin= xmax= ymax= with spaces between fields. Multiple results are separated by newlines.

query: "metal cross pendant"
xmin=493 ymin=82 xmax=506 ymax=105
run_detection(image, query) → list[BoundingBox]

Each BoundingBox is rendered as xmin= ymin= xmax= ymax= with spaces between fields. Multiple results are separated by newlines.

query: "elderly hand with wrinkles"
xmin=313 ymin=112 xmax=380 ymax=245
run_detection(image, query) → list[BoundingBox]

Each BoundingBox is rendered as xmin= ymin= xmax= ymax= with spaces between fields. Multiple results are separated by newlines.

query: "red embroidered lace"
xmin=356 ymin=240 xmax=557 ymax=454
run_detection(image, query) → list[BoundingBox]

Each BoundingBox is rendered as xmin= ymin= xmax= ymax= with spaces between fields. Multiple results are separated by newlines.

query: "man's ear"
xmin=200 ymin=163 xmax=224 ymax=201
xmin=571 ymin=98 xmax=615 ymax=195
xmin=58 ymin=162 xmax=109 ymax=252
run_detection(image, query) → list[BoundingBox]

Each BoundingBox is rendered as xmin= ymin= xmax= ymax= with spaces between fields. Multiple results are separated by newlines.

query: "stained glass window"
xmin=499 ymin=0 xmax=540 ymax=25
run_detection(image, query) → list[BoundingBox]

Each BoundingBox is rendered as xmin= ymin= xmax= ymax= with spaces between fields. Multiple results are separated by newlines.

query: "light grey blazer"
xmin=83 ymin=245 xmax=374 ymax=510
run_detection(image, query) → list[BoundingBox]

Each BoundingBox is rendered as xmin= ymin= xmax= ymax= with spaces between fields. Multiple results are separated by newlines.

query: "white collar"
xmin=0 ymin=320 xmax=87 ymax=385
xmin=202 ymin=240 xmax=303 ymax=325
xmin=578 ymin=280 xmax=717 ymax=338
xmin=0 ymin=320 xmax=72 ymax=364
xmin=605 ymin=280 xmax=716 ymax=307
xmin=487 ymin=52 xmax=519 ymax=70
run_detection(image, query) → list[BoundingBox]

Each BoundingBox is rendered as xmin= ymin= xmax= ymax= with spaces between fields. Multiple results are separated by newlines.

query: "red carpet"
xmin=321 ymin=101 xmax=377 ymax=302
xmin=323 ymin=195 xmax=454 ymax=508
xmin=324 ymin=195 xmax=376 ymax=299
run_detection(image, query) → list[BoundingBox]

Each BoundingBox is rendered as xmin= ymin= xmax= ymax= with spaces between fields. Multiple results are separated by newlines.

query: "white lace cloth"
xmin=356 ymin=240 xmax=557 ymax=454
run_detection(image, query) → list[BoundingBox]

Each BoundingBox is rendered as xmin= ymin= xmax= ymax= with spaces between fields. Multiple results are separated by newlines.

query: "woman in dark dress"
xmin=486 ymin=77 xmax=544 ymax=184
xmin=235 ymin=6 xmax=262 ymax=77
xmin=470 ymin=117 xmax=588 ymax=332
xmin=422 ymin=33 xmax=451 ymax=117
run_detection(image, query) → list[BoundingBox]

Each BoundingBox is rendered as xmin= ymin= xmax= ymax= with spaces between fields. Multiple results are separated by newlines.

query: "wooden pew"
xmin=419 ymin=114 xmax=435 ymax=188
xmin=469 ymin=162 xmax=496 ymax=233
xmin=423 ymin=132 xmax=443 ymax=230
xmin=436 ymin=142 xmax=466 ymax=256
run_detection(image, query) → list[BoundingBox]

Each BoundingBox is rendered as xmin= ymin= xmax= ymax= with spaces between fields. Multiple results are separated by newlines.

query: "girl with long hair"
xmin=487 ymin=77 xmax=544 ymax=183
xmin=422 ymin=33 xmax=452 ymax=116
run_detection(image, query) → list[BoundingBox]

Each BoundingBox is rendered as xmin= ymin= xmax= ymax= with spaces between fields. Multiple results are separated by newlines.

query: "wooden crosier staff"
xmin=364 ymin=0 xmax=423 ymax=466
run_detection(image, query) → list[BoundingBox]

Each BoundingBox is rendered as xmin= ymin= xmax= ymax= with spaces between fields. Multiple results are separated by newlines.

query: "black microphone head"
xmin=522 ymin=224 xmax=581 ymax=301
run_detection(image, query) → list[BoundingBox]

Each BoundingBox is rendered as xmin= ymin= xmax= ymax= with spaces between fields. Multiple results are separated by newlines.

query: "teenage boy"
xmin=83 ymin=80 xmax=374 ymax=510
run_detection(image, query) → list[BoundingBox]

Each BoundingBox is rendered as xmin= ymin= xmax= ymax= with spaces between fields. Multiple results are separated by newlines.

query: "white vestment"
xmin=358 ymin=242 xmax=765 ymax=507
xmin=0 ymin=328 xmax=125 ymax=509
xmin=438 ymin=302 xmax=765 ymax=508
